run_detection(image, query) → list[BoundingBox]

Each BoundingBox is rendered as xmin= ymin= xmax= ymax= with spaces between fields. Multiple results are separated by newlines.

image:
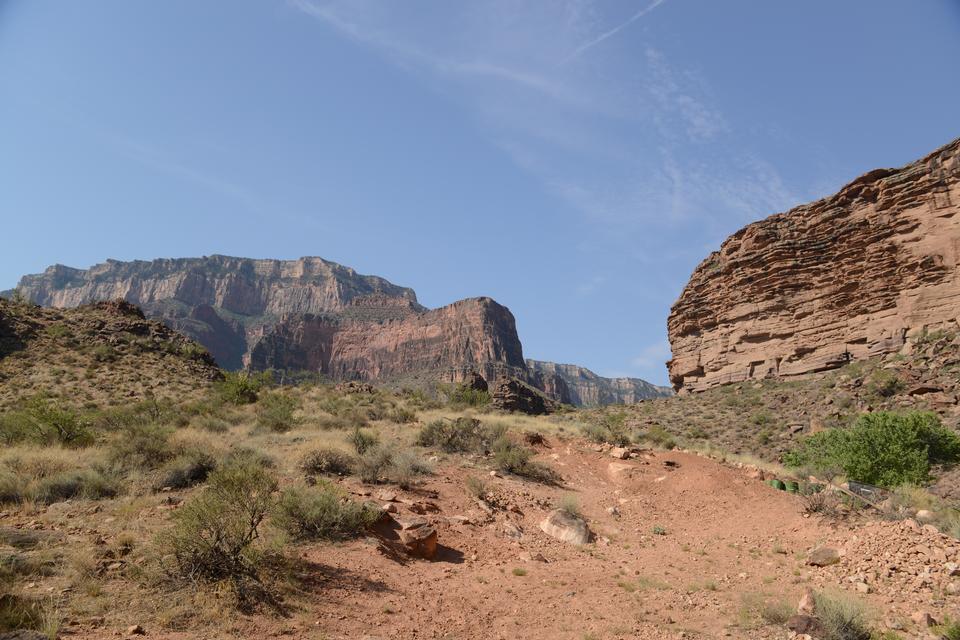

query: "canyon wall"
xmin=525 ymin=359 xmax=672 ymax=406
xmin=668 ymin=137 xmax=960 ymax=392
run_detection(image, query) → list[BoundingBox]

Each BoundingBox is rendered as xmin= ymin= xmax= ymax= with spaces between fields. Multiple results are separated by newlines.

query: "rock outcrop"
xmin=668 ymin=137 xmax=960 ymax=392
xmin=526 ymin=359 xmax=672 ymax=406
xmin=490 ymin=377 xmax=556 ymax=415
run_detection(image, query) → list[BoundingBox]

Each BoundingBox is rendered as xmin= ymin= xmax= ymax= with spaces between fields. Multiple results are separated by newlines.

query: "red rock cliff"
xmin=668 ymin=137 xmax=960 ymax=392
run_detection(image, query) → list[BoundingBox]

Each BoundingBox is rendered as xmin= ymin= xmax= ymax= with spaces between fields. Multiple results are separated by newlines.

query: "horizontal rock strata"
xmin=668 ymin=137 xmax=960 ymax=392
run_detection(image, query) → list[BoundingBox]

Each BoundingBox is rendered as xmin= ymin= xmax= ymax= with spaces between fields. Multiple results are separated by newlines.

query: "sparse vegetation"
xmin=255 ymin=392 xmax=300 ymax=432
xmin=492 ymin=437 xmax=561 ymax=484
xmin=299 ymin=447 xmax=355 ymax=476
xmin=813 ymin=591 xmax=872 ymax=640
xmin=416 ymin=417 xmax=503 ymax=453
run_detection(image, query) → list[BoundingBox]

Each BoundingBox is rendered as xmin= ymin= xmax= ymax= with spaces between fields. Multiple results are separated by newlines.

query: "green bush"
xmin=273 ymin=483 xmax=380 ymax=540
xmin=0 ymin=471 xmax=24 ymax=504
xmin=356 ymin=446 xmax=394 ymax=484
xmin=447 ymin=383 xmax=491 ymax=408
xmin=349 ymin=427 xmax=379 ymax=455
xmin=386 ymin=406 xmax=417 ymax=424
xmin=0 ymin=397 xmax=96 ymax=447
xmin=215 ymin=371 xmax=271 ymax=405
xmin=640 ymin=425 xmax=677 ymax=450
xmin=492 ymin=438 xmax=561 ymax=485
xmin=783 ymin=411 xmax=960 ymax=487
xmin=255 ymin=392 xmax=299 ymax=433
xmin=416 ymin=417 xmax=502 ymax=453
xmin=157 ymin=458 xmax=277 ymax=606
xmin=582 ymin=411 xmax=631 ymax=446
xmin=299 ymin=447 xmax=355 ymax=476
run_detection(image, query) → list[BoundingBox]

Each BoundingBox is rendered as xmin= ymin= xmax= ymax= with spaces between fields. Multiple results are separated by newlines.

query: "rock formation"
xmin=7 ymin=254 xmax=668 ymax=405
xmin=668 ymin=137 xmax=960 ymax=392
xmin=526 ymin=359 xmax=672 ymax=406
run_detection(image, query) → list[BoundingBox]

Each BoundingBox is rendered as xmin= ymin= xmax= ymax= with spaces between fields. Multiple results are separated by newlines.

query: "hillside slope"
xmin=0 ymin=298 xmax=221 ymax=408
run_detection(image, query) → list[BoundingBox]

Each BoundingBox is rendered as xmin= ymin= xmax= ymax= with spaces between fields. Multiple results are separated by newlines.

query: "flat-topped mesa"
xmin=668 ymin=137 xmax=960 ymax=393
xmin=248 ymin=296 xmax=527 ymax=383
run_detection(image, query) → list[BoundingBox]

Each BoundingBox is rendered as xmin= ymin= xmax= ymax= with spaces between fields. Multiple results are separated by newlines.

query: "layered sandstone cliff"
xmin=249 ymin=297 xmax=527 ymax=384
xmin=526 ymin=359 xmax=672 ymax=406
xmin=668 ymin=137 xmax=960 ymax=392
xmin=11 ymin=256 xmax=423 ymax=369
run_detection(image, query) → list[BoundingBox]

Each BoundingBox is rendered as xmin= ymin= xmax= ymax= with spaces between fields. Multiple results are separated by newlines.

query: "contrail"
xmin=563 ymin=0 xmax=668 ymax=62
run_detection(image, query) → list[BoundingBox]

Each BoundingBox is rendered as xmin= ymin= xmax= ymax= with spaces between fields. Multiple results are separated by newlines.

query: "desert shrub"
xmin=447 ymin=383 xmax=491 ymax=409
xmin=464 ymin=475 xmax=488 ymax=500
xmin=157 ymin=458 xmax=277 ymax=606
xmin=386 ymin=449 xmax=432 ymax=489
xmin=108 ymin=423 xmax=175 ymax=469
xmin=0 ymin=470 xmax=25 ymax=504
xmin=255 ymin=392 xmax=299 ymax=433
xmin=89 ymin=344 xmax=116 ymax=362
xmin=354 ymin=445 xmax=430 ymax=486
xmin=492 ymin=438 xmax=561 ymax=485
xmin=640 ymin=425 xmax=677 ymax=450
xmin=813 ymin=592 xmax=871 ymax=640
xmin=386 ymin=406 xmax=417 ymax=424
xmin=783 ymin=411 xmax=960 ymax=487
xmin=30 ymin=468 xmax=118 ymax=504
xmin=349 ymin=427 xmax=379 ymax=455
xmin=583 ymin=412 xmax=630 ymax=446
xmin=155 ymin=451 xmax=217 ymax=490
xmin=299 ymin=447 xmax=355 ymax=476
xmin=222 ymin=446 xmax=276 ymax=470
xmin=865 ymin=369 xmax=904 ymax=398
xmin=802 ymin=490 xmax=844 ymax=518
xmin=356 ymin=446 xmax=394 ymax=484
xmin=215 ymin=371 xmax=271 ymax=405
xmin=273 ymin=483 xmax=380 ymax=540
xmin=416 ymin=417 xmax=501 ymax=453
xmin=0 ymin=398 xmax=95 ymax=447
xmin=194 ymin=414 xmax=230 ymax=433
xmin=0 ymin=591 xmax=47 ymax=634
xmin=558 ymin=493 xmax=581 ymax=517
xmin=939 ymin=619 xmax=960 ymax=640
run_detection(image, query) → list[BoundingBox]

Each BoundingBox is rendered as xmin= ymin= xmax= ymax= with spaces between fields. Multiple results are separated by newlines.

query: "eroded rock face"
xmin=249 ymin=297 xmax=527 ymax=384
xmin=526 ymin=359 xmax=673 ymax=405
xmin=668 ymin=138 xmax=960 ymax=392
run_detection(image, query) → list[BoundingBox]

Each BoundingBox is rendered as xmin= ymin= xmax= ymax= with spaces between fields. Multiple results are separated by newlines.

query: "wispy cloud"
xmin=562 ymin=0 xmax=669 ymax=62
xmin=631 ymin=339 xmax=672 ymax=369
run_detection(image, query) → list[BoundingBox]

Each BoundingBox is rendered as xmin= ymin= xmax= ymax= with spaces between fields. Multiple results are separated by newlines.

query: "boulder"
xmin=393 ymin=516 xmax=437 ymax=560
xmin=806 ymin=547 xmax=840 ymax=567
xmin=539 ymin=509 xmax=591 ymax=545
xmin=462 ymin=371 xmax=488 ymax=392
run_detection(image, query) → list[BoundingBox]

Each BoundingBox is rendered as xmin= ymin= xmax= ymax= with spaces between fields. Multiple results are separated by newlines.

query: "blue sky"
xmin=1 ymin=1 xmax=958 ymax=385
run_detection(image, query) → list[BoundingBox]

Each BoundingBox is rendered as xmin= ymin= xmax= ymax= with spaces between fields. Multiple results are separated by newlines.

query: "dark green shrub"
xmin=387 ymin=406 xmax=417 ymax=424
xmin=783 ymin=411 xmax=960 ymax=487
xmin=356 ymin=446 xmax=394 ymax=484
xmin=255 ymin=392 xmax=299 ymax=433
xmin=865 ymin=369 xmax=904 ymax=398
xmin=299 ymin=448 xmax=355 ymax=476
xmin=157 ymin=458 xmax=277 ymax=606
xmin=349 ymin=427 xmax=379 ymax=455
xmin=273 ymin=483 xmax=380 ymax=540
xmin=416 ymin=417 xmax=502 ymax=453
xmin=492 ymin=438 xmax=561 ymax=485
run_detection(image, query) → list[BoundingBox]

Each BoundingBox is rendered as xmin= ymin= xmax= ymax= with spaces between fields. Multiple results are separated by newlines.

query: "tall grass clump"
xmin=415 ymin=417 xmax=504 ymax=453
xmin=254 ymin=392 xmax=299 ymax=433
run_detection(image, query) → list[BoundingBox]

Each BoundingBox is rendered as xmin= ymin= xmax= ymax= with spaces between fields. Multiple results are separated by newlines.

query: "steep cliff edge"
xmin=526 ymin=359 xmax=672 ymax=406
xmin=668 ymin=137 xmax=960 ymax=392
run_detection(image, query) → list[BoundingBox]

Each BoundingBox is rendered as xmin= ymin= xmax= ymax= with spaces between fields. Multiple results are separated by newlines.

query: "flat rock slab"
xmin=807 ymin=546 xmax=840 ymax=567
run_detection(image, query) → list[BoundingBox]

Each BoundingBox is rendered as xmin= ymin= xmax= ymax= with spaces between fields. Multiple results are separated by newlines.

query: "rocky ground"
xmin=3 ymin=428 xmax=956 ymax=640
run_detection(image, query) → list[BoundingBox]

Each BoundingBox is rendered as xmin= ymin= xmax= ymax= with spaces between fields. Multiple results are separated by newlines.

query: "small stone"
xmin=382 ymin=503 xmax=397 ymax=513
xmin=915 ymin=509 xmax=935 ymax=522
xmin=608 ymin=447 xmax=630 ymax=460
xmin=854 ymin=582 xmax=870 ymax=594
xmin=126 ymin=625 xmax=146 ymax=636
